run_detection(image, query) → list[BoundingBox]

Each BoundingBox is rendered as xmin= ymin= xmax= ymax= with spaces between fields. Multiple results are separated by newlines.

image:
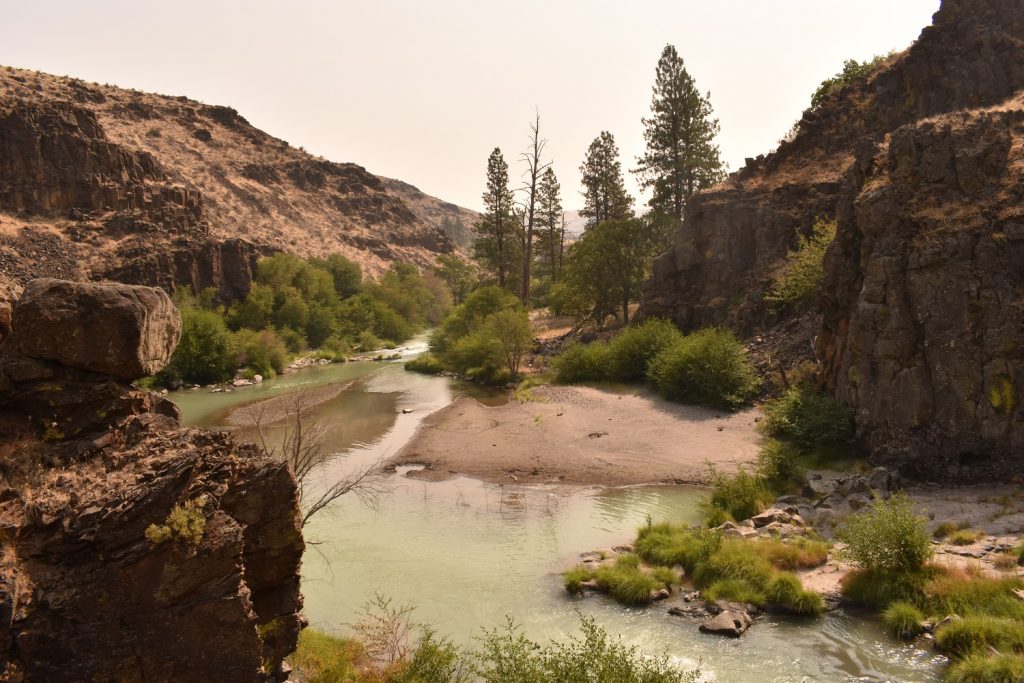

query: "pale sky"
xmin=2 ymin=1 xmax=940 ymax=212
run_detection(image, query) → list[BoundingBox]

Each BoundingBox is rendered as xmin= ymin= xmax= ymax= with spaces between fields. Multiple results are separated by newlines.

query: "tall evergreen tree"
xmin=535 ymin=166 xmax=564 ymax=283
xmin=635 ymin=45 xmax=725 ymax=222
xmin=579 ymin=131 xmax=634 ymax=230
xmin=474 ymin=148 xmax=517 ymax=290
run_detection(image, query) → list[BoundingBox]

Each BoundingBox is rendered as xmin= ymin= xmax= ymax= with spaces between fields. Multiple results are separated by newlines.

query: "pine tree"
xmin=579 ymin=131 xmax=634 ymax=230
xmin=473 ymin=148 xmax=517 ymax=290
xmin=535 ymin=166 xmax=564 ymax=283
xmin=635 ymin=45 xmax=725 ymax=222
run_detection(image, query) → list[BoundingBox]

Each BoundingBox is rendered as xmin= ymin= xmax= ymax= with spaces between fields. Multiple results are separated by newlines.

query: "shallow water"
xmin=170 ymin=355 xmax=944 ymax=683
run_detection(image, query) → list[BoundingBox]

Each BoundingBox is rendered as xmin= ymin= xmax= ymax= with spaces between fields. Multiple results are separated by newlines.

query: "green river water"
xmin=171 ymin=340 xmax=944 ymax=682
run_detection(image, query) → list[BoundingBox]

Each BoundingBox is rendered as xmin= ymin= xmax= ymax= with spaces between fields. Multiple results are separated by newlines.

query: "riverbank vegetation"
xmin=406 ymin=286 xmax=532 ymax=384
xmin=835 ymin=495 xmax=1024 ymax=680
xmin=555 ymin=321 xmax=759 ymax=411
xmin=291 ymin=602 xmax=698 ymax=683
xmin=157 ymin=253 xmax=451 ymax=386
xmin=565 ymin=524 xmax=826 ymax=616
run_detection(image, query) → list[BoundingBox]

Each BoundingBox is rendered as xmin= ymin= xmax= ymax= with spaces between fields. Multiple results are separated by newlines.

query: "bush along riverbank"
xmin=563 ymin=475 xmax=1024 ymax=681
xmin=148 ymin=253 xmax=451 ymax=388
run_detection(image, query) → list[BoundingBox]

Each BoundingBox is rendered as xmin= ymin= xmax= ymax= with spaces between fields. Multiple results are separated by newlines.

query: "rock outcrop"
xmin=0 ymin=280 xmax=304 ymax=681
xmin=640 ymin=0 xmax=1024 ymax=478
xmin=12 ymin=278 xmax=180 ymax=379
xmin=818 ymin=104 xmax=1024 ymax=479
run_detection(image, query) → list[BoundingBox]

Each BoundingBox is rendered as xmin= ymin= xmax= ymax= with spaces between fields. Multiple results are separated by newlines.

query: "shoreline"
xmin=391 ymin=384 xmax=764 ymax=487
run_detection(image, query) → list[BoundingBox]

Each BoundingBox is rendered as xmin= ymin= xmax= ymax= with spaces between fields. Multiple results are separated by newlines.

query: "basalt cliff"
xmin=641 ymin=0 xmax=1023 ymax=479
xmin=0 ymin=67 xmax=478 ymax=302
xmin=0 ymin=280 xmax=304 ymax=681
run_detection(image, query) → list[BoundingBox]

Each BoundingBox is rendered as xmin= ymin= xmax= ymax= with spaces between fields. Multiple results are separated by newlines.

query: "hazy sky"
xmin=3 ymin=1 xmax=940 ymax=212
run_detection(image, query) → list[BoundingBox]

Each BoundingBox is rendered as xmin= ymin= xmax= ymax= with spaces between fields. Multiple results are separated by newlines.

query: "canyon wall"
xmin=641 ymin=0 xmax=1024 ymax=478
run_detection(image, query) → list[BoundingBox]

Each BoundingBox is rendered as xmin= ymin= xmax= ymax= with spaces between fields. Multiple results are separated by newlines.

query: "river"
xmin=170 ymin=342 xmax=943 ymax=682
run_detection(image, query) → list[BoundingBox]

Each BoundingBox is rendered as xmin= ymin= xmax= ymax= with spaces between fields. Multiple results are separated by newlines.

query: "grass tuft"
xmin=934 ymin=616 xmax=1024 ymax=659
xmin=882 ymin=601 xmax=925 ymax=639
xmin=946 ymin=653 xmax=1024 ymax=683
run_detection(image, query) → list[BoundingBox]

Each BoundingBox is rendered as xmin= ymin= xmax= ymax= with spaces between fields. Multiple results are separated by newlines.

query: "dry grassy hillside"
xmin=0 ymin=65 xmax=478 ymax=300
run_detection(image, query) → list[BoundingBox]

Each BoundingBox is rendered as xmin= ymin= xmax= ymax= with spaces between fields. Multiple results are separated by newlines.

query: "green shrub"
xmin=770 ymin=573 xmax=806 ymax=602
xmin=766 ymin=572 xmax=824 ymax=615
xmin=947 ymin=653 xmax=1024 ymax=683
xmin=647 ymin=328 xmax=759 ymax=410
xmin=762 ymin=384 xmax=854 ymax=450
xmin=554 ymin=341 xmax=612 ymax=383
xmin=810 ymin=57 xmax=886 ymax=109
xmin=634 ymin=523 xmax=722 ymax=574
xmin=837 ymin=494 xmax=932 ymax=572
xmin=699 ymin=467 xmax=773 ymax=525
xmin=756 ymin=537 xmax=831 ymax=571
xmin=926 ymin=575 xmax=1024 ymax=622
xmin=651 ymin=566 xmax=679 ymax=587
xmin=145 ymin=498 xmax=206 ymax=547
xmin=765 ymin=218 xmax=836 ymax=309
xmin=788 ymin=588 xmax=826 ymax=616
xmin=593 ymin=555 xmax=660 ymax=606
xmin=165 ymin=308 xmax=236 ymax=384
xmin=392 ymin=631 xmax=467 ymax=683
xmin=233 ymin=328 xmax=288 ymax=378
xmin=948 ymin=529 xmax=985 ymax=546
xmin=692 ymin=539 xmax=774 ymax=590
xmin=607 ymin=318 xmax=683 ymax=382
xmin=703 ymin=578 xmax=765 ymax=606
xmin=882 ymin=601 xmax=925 ymax=639
xmin=406 ymin=353 xmax=446 ymax=375
xmin=290 ymin=629 xmax=360 ymax=683
xmin=935 ymin=616 xmax=1024 ymax=659
xmin=472 ymin=616 xmax=698 ymax=683
xmin=563 ymin=566 xmax=595 ymax=594
xmin=934 ymin=521 xmax=961 ymax=539
xmin=755 ymin=438 xmax=805 ymax=491
xmin=841 ymin=568 xmax=935 ymax=610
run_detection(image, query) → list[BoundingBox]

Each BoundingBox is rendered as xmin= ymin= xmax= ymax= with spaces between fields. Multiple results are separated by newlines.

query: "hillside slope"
xmin=0 ymin=67 xmax=478 ymax=301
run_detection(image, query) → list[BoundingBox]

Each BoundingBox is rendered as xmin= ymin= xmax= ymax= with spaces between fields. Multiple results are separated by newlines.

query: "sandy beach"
xmin=391 ymin=385 xmax=763 ymax=486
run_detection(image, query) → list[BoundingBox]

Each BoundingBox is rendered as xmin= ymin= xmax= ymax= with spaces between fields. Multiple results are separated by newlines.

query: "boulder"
xmin=12 ymin=279 xmax=180 ymax=380
xmin=699 ymin=610 xmax=752 ymax=637
xmin=867 ymin=467 xmax=901 ymax=493
xmin=750 ymin=508 xmax=793 ymax=528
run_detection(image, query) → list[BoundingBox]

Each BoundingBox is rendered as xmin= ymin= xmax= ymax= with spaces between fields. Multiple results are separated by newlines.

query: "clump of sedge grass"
xmin=882 ymin=601 xmax=925 ymax=639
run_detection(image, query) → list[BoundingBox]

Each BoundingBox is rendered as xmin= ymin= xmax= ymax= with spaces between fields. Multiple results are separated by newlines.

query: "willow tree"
xmin=635 ymin=45 xmax=725 ymax=222
xmin=474 ymin=148 xmax=518 ymax=290
xmin=579 ymin=131 xmax=633 ymax=230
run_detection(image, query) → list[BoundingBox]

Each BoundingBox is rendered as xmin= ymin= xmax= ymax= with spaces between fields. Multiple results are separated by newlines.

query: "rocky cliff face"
xmin=0 ymin=280 xmax=304 ymax=681
xmin=0 ymin=67 xmax=478 ymax=302
xmin=641 ymin=0 xmax=1024 ymax=478
xmin=642 ymin=0 xmax=1024 ymax=333
xmin=818 ymin=103 xmax=1024 ymax=480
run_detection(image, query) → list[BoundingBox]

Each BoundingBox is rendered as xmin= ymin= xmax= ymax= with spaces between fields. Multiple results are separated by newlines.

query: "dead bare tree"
xmin=518 ymin=111 xmax=551 ymax=306
xmin=243 ymin=390 xmax=389 ymax=527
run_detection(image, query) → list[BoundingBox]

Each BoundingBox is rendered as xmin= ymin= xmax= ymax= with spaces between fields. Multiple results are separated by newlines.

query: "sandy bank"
xmin=392 ymin=385 xmax=762 ymax=486
xmin=223 ymin=381 xmax=353 ymax=427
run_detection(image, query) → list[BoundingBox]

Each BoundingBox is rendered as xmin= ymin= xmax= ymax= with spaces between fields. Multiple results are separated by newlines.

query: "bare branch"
xmin=240 ymin=388 xmax=391 ymax=527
